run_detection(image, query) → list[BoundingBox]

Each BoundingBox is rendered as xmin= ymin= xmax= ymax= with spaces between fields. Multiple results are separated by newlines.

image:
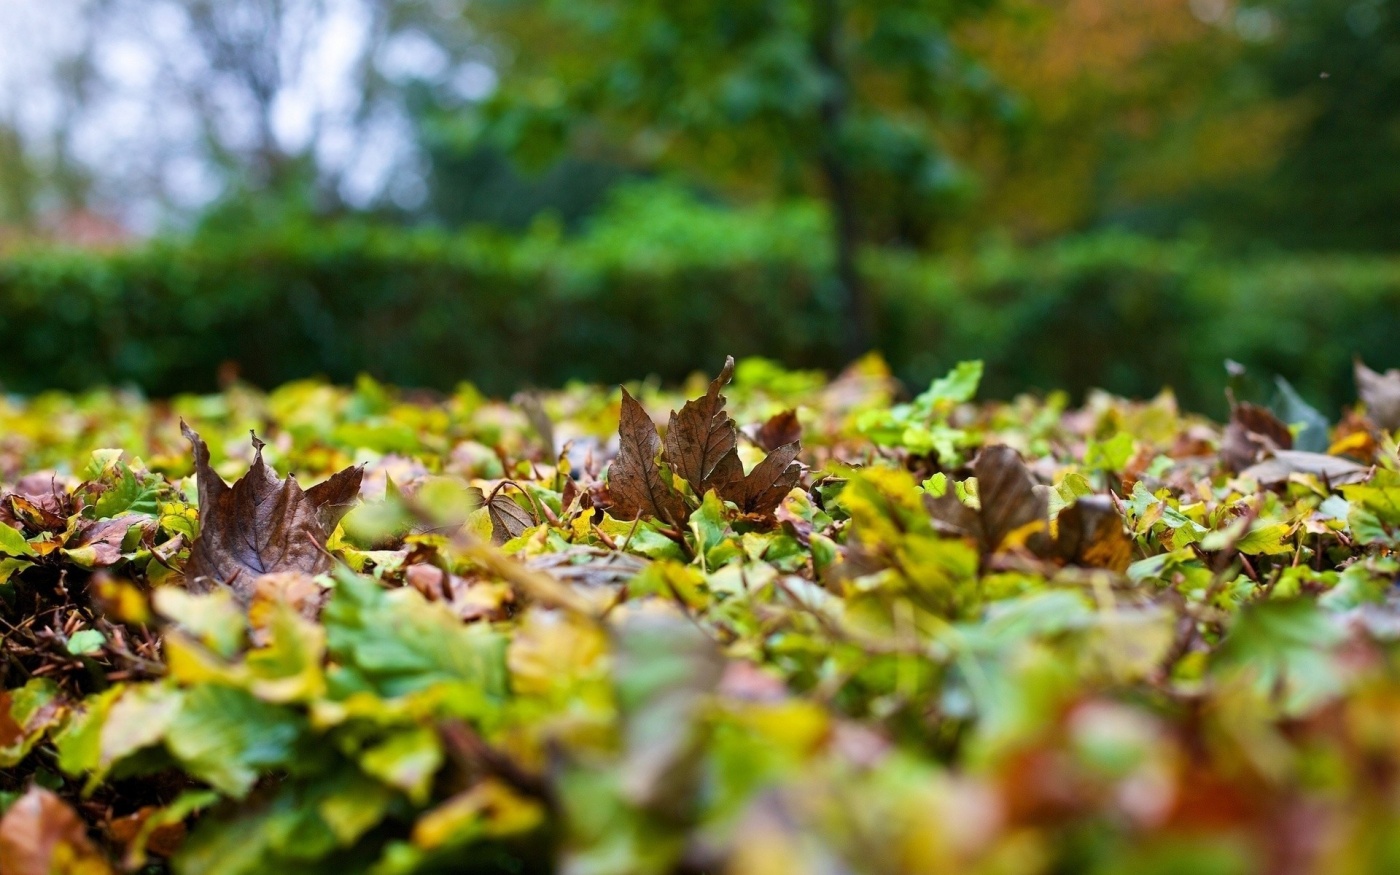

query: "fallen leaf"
xmin=754 ymin=409 xmax=802 ymax=453
xmin=485 ymin=489 xmax=535 ymax=545
xmin=976 ymin=446 xmax=1051 ymax=551
xmin=926 ymin=445 xmax=1050 ymax=553
xmin=64 ymin=517 xmax=145 ymax=569
xmin=1240 ymin=450 xmax=1369 ymax=487
xmin=608 ymin=390 xmax=687 ymax=526
xmin=0 ymin=785 xmax=114 ymax=875
xmin=181 ymin=422 xmax=363 ymax=604
xmin=5 ymin=494 xmax=67 ymax=534
xmin=1221 ymin=403 xmax=1292 ymax=472
xmin=104 ymin=806 xmax=186 ymax=861
xmin=1356 ymin=359 xmax=1400 ymax=431
xmin=1056 ymin=496 xmax=1132 ymax=573
xmin=730 ymin=440 xmax=803 ymax=516
xmin=664 ymin=356 xmax=744 ymax=498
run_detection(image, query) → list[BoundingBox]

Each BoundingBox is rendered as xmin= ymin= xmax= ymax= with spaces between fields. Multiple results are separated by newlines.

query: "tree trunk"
xmin=813 ymin=0 xmax=870 ymax=359
xmin=819 ymin=151 xmax=869 ymax=358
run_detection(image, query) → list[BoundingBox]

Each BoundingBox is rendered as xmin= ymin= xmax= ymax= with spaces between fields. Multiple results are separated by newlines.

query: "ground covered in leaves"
xmin=6 ymin=355 xmax=1400 ymax=874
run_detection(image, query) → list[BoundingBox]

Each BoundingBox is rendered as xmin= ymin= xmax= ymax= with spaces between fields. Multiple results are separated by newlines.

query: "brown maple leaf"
xmin=182 ymin=422 xmax=363 ymax=603
xmin=607 ymin=389 xmax=688 ymax=526
xmin=754 ymin=409 xmax=802 ymax=452
xmin=664 ymin=355 xmax=744 ymax=497
xmin=728 ymin=440 xmax=802 ymax=516
xmin=609 ymin=359 xmax=805 ymax=524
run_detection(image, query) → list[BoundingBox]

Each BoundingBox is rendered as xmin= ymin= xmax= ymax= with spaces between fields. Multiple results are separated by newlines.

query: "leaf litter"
xmin=2 ymin=355 xmax=1400 ymax=873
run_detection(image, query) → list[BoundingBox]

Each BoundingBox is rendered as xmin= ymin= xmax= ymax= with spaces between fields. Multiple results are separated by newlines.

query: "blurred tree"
xmin=963 ymin=0 xmax=1400 ymax=253
xmin=955 ymin=0 xmax=1291 ymax=244
xmin=1228 ymin=0 xmax=1400 ymax=250
xmin=465 ymin=0 xmax=1012 ymax=356
xmin=409 ymin=90 xmax=635 ymax=231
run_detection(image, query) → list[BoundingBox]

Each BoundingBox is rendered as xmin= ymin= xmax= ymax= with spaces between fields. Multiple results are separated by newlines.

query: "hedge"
xmin=3 ymin=209 xmax=1400 ymax=415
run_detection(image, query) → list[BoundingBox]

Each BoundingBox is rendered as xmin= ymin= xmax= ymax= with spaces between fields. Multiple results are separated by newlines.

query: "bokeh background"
xmin=0 ymin=0 xmax=1396 ymax=414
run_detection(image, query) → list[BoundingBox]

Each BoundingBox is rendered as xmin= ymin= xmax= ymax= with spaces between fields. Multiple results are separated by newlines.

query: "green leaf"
xmin=92 ymin=462 xmax=164 ymax=518
xmin=323 ymin=569 xmax=509 ymax=700
xmin=165 ymin=685 xmax=305 ymax=796
xmin=1213 ymin=599 xmax=1345 ymax=715
xmin=65 ymin=629 xmax=106 ymax=656
xmin=0 ymin=524 xmax=34 ymax=558
xmin=1273 ymin=376 xmax=1330 ymax=453
xmin=1233 ymin=522 xmax=1295 ymax=556
xmin=358 ymin=727 xmax=443 ymax=805
xmin=0 ymin=679 xmax=61 ymax=767
xmin=915 ymin=360 xmax=983 ymax=411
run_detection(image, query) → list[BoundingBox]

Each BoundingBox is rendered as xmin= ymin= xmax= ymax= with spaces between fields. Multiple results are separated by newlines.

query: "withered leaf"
xmin=182 ymin=422 xmax=363 ymax=604
xmin=1356 ymin=359 xmax=1400 ymax=431
xmin=1056 ymin=496 xmax=1132 ymax=573
xmin=67 ymin=517 xmax=146 ymax=568
xmin=608 ymin=389 xmax=688 ymax=526
xmin=304 ymin=465 xmax=365 ymax=536
xmin=729 ymin=440 xmax=803 ymax=515
xmin=1240 ymin=450 xmax=1369 ymax=487
xmin=5 ymin=494 xmax=68 ymax=534
xmin=926 ymin=445 xmax=1050 ymax=553
xmin=755 ymin=409 xmax=802 ymax=452
xmin=467 ymin=486 xmax=536 ymax=545
xmin=1221 ymin=403 xmax=1292 ymax=473
xmin=664 ymin=356 xmax=744 ymax=498
xmin=0 ymin=785 xmax=114 ymax=875
xmin=975 ymin=446 xmax=1050 ymax=551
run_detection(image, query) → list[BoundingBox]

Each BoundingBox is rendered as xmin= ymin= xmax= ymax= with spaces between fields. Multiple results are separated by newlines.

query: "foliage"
xmin=465 ymin=0 xmax=1013 ymax=352
xmin=6 ymin=197 xmax=1400 ymax=410
xmin=468 ymin=0 xmax=1006 ymax=237
xmin=6 ymin=357 xmax=1400 ymax=872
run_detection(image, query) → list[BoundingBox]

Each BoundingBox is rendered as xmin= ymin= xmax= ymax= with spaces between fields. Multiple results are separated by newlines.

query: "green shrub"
xmin=4 ymin=190 xmax=1400 ymax=414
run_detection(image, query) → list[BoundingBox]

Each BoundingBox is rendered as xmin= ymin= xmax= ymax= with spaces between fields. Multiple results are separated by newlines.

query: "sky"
xmin=0 ymin=0 xmax=491 ymax=229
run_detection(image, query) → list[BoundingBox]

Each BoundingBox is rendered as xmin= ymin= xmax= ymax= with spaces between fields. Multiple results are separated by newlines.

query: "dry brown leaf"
xmin=0 ymin=785 xmax=114 ymax=875
xmin=182 ymin=421 xmax=363 ymax=604
xmin=608 ymin=389 xmax=688 ymax=525
xmin=487 ymin=492 xmax=534 ymax=545
xmin=67 ymin=518 xmax=145 ymax=568
xmin=1240 ymin=450 xmax=1369 ymax=487
xmin=1356 ymin=359 xmax=1400 ymax=431
xmin=664 ymin=356 xmax=744 ymax=498
xmin=1056 ymin=496 xmax=1132 ymax=573
xmin=729 ymin=440 xmax=802 ymax=516
xmin=1221 ymin=403 xmax=1292 ymax=473
xmin=926 ymin=445 xmax=1050 ymax=554
xmin=754 ymin=409 xmax=802 ymax=453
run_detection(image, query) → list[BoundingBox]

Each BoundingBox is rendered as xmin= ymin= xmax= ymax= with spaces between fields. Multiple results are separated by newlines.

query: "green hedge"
xmin=4 ymin=204 xmax=1400 ymax=415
